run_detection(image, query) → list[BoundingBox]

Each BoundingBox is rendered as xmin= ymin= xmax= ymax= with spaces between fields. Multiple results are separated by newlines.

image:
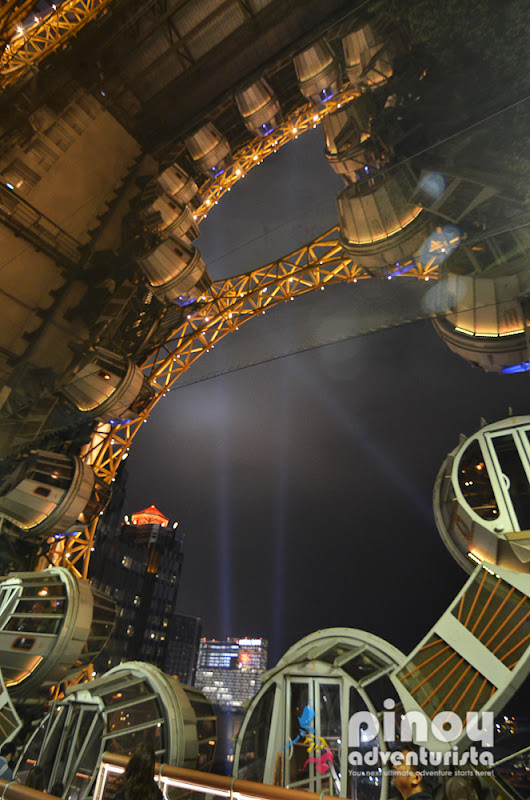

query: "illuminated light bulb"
xmin=354 ymin=279 xmax=357 ymax=283
xmin=337 ymin=103 xmax=342 ymax=108
xmin=193 ymin=214 xmax=197 ymax=219
xmin=205 ymin=317 xmax=209 ymax=322
xmin=313 ymin=115 xmax=319 ymax=121
xmin=321 ymin=286 xmax=324 ymax=290
xmin=425 ymin=276 xmax=430 ymax=281
xmin=253 ymin=155 xmax=258 ymax=161
xmin=292 ymin=127 xmax=297 ymax=133
xmin=206 ymin=199 xmax=211 ymax=205
xmin=236 ymin=169 xmax=241 ymax=175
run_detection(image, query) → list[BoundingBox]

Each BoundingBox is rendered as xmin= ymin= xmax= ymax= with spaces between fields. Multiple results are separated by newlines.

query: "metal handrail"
xmin=95 ymin=753 xmax=336 ymax=800
xmin=0 ymin=780 xmax=59 ymax=800
xmin=0 ymin=183 xmax=82 ymax=266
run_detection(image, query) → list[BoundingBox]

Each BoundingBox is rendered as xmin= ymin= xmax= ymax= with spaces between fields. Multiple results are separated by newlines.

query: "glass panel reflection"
xmin=237 ymin=684 xmax=275 ymax=781
xmin=287 ymin=682 xmax=311 ymax=789
xmin=491 ymin=434 xmax=530 ymax=528
xmin=458 ymin=440 xmax=500 ymax=520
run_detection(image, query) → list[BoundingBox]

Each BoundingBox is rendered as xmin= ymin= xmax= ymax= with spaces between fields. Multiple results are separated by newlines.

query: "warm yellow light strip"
xmin=453 ymin=327 xmax=525 ymax=338
xmin=0 ymin=0 xmax=114 ymax=88
xmin=345 ymin=207 xmax=423 ymax=245
xmin=194 ymin=86 xmax=360 ymax=223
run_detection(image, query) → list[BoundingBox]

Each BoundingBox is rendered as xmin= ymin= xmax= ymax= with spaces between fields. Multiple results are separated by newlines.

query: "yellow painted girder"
xmin=0 ymin=0 xmax=38 ymax=42
xmin=57 ymin=224 xmax=439 ymax=576
xmin=194 ymin=86 xmax=360 ymax=224
xmin=0 ymin=0 xmax=114 ymax=87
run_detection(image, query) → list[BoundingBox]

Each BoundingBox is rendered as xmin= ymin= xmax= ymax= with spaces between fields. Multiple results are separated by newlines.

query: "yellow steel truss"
xmin=0 ymin=0 xmax=39 ymax=45
xmin=194 ymin=86 xmax=360 ymax=224
xmin=0 ymin=0 xmax=114 ymax=87
xmin=51 ymin=225 xmax=440 ymax=579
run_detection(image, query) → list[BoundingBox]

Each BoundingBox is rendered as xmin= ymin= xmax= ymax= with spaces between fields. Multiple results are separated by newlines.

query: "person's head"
xmin=50 ymin=781 xmax=65 ymax=797
xmin=26 ymin=765 xmax=45 ymax=791
xmin=124 ymin=743 xmax=155 ymax=782
xmin=118 ymin=742 xmax=157 ymax=800
xmin=392 ymin=747 xmax=427 ymax=800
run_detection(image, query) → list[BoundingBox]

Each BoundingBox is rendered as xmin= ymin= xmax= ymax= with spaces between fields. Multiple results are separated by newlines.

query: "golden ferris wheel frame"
xmin=51 ymin=222 xmax=444 ymax=579
xmin=36 ymin=80 xmax=453 ymax=578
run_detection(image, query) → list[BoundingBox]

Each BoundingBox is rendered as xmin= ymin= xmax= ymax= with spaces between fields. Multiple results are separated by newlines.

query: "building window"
xmin=45 ymin=121 xmax=75 ymax=152
xmin=76 ymin=94 xmax=100 ymax=120
xmin=3 ymin=159 xmax=40 ymax=194
xmin=26 ymin=141 xmax=58 ymax=171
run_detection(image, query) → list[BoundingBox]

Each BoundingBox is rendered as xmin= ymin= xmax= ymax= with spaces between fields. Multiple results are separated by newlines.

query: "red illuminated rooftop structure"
xmin=131 ymin=505 xmax=169 ymax=527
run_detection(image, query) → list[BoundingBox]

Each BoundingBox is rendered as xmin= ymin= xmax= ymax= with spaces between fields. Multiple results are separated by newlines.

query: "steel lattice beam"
xmin=54 ymin=226 xmax=439 ymax=578
xmin=0 ymin=0 xmax=114 ymax=87
xmin=194 ymin=86 xmax=360 ymax=224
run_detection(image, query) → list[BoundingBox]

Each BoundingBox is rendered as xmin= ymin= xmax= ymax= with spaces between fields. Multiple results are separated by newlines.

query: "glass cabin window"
xmin=99 ymin=680 xmax=151 ymax=707
xmin=490 ymin=434 xmax=530 ymax=529
xmin=106 ymin=696 xmax=161 ymax=732
xmin=70 ymin=716 xmax=105 ymax=800
xmin=237 ymin=684 xmax=275 ymax=782
xmin=17 ymin=706 xmax=64 ymax=780
xmin=5 ymin=591 xmax=65 ymax=635
xmin=458 ymin=440 xmax=499 ymax=520
xmin=287 ymin=681 xmax=311 ymax=788
xmin=348 ymin=688 xmax=383 ymax=800
xmin=104 ymin=723 xmax=163 ymax=756
xmin=95 ymin=355 xmax=127 ymax=380
xmin=319 ymin=683 xmax=341 ymax=792
xmin=27 ymin=469 xmax=71 ymax=490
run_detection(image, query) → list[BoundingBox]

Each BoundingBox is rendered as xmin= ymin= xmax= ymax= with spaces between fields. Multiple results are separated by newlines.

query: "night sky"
xmin=124 ymin=127 xmax=530 ymax=670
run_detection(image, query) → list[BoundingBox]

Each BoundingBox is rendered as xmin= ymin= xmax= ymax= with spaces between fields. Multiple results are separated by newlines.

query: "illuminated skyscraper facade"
xmin=90 ymin=504 xmax=186 ymax=672
xmin=195 ymin=637 xmax=267 ymax=709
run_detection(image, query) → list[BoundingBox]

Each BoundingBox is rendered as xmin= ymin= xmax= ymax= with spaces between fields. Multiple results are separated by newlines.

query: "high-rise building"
xmin=90 ymin=503 xmax=186 ymax=672
xmin=164 ymin=611 xmax=203 ymax=684
xmin=195 ymin=637 xmax=267 ymax=709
